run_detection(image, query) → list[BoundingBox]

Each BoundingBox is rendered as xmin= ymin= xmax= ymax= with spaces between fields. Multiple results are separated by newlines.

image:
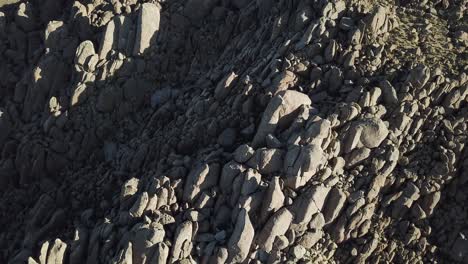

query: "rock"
xmin=210 ymin=247 xmax=228 ymax=264
xmin=309 ymin=212 xmax=325 ymax=230
xmin=343 ymin=118 xmax=389 ymax=153
xmin=99 ymin=18 xmax=116 ymax=60
xmin=184 ymin=163 xmax=219 ymax=202
xmin=284 ymin=144 xmax=326 ymax=189
xmin=233 ymin=144 xmax=255 ymax=163
xmin=218 ymin=128 xmax=237 ymax=147
xmin=290 ymin=245 xmax=306 ymax=259
xmin=147 ymin=243 xmax=169 ymax=264
xmin=345 ymin=147 xmax=371 ymax=168
xmin=291 ymin=185 xmax=330 ymax=229
xmin=184 ymin=0 xmax=217 ymax=23
xmin=16 ymin=2 xmax=36 ymax=32
xmin=171 ymin=221 xmax=193 ymax=262
xmin=241 ymin=169 xmax=261 ymax=196
xmin=129 ymin=192 xmax=149 ymax=218
xmin=420 ymin=191 xmax=441 ymax=216
xmin=247 ymin=148 xmax=284 ymax=174
xmin=219 ymin=161 xmax=246 ymax=194
xmin=268 ymin=70 xmax=297 ymax=94
xmin=114 ymin=242 xmax=133 ymax=264
xmin=133 ymin=3 xmax=161 ymax=55
xmin=303 ymin=118 xmax=331 ymax=145
xmin=71 ymin=83 xmax=89 ymax=107
xmin=28 ymin=257 xmax=39 ymax=264
xmin=405 ymin=65 xmax=431 ymax=89
xmin=45 ymin=239 xmax=68 ymax=264
xmin=451 ymin=235 xmax=468 ymax=262
xmin=379 ymin=80 xmax=398 ymax=105
xmin=215 ymin=72 xmax=238 ymax=100
xmin=298 ymin=230 xmax=323 ymax=249
xmin=260 ymin=177 xmax=285 ymax=222
xmin=75 ymin=40 xmax=96 ymax=70
xmin=121 ymin=178 xmax=139 ymax=204
xmin=265 ymin=134 xmax=282 ymax=148
xmin=151 ymin=88 xmax=179 ymax=108
xmin=227 ymin=209 xmax=255 ymax=263
xmin=257 ymin=208 xmax=294 ymax=253
xmin=131 ymin=222 xmax=165 ymax=264
xmin=323 ymin=187 xmax=347 ymax=224
xmin=252 ymin=90 xmax=311 ymax=148
xmin=365 ymin=6 xmax=392 ymax=39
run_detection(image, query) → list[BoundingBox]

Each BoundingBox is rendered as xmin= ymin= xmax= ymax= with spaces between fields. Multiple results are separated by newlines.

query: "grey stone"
xmin=247 ymin=148 xmax=284 ymax=174
xmin=298 ymin=230 xmax=323 ymax=249
xmin=133 ymin=3 xmax=161 ymax=55
xmin=343 ymin=118 xmax=389 ymax=153
xmin=227 ymin=209 xmax=255 ymax=263
xmin=284 ymin=144 xmax=326 ymax=189
xmin=291 ymin=185 xmax=330 ymax=228
xmin=260 ymin=177 xmax=285 ymax=222
xmin=183 ymin=163 xmax=219 ymax=202
xmin=219 ymin=161 xmax=245 ymax=194
xmin=252 ymin=90 xmax=311 ymax=148
xmin=257 ymin=208 xmax=294 ymax=253
xmin=215 ymin=72 xmax=238 ymax=100
xmin=233 ymin=144 xmax=255 ymax=163
xmin=218 ymin=128 xmax=237 ymax=147
xmin=171 ymin=221 xmax=193 ymax=262
xmin=323 ymin=187 xmax=347 ymax=224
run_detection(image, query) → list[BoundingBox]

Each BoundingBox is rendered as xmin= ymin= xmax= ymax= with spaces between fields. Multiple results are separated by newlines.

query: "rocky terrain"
xmin=0 ymin=0 xmax=466 ymax=263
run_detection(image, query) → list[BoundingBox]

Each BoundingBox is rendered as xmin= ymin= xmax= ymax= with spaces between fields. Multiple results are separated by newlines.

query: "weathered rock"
xmin=121 ymin=178 xmax=140 ymax=204
xmin=284 ymin=144 xmax=327 ymax=189
xmin=323 ymin=187 xmax=347 ymax=224
xmin=233 ymin=144 xmax=255 ymax=163
xmin=184 ymin=163 xmax=219 ymax=202
xmin=257 ymin=208 xmax=294 ymax=253
xmin=219 ymin=161 xmax=245 ymax=194
xmin=171 ymin=221 xmax=193 ymax=262
xmin=291 ymin=185 xmax=330 ymax=229
xmin=45 ymin=239 xmax=67 ymax=264
xmin=215 ymin=72 xmax=238 ymax=100
xmin=252 ymin=90 xmax=311 ymax=148
xmin=260 ymin=177 xmax=285 ymax=222
xmin=227 ymin=209 xmax=254 ymax=263
xmin=343 ymin=118 xmax=389 ymax=153
xmin=247 ymin=148 xmax=284 ymax=174
xmin=99 ymin=18 xmax=117 ymax=60
xmin=133 ymin=3 xmax=161 ymax=55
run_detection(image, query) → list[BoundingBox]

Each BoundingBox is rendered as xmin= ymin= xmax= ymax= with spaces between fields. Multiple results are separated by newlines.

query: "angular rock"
xmin=233 ymin=144 xmax=255 ymax=163
xmin=291 ymin=185 xmax=330 ymax=228
xmin=323 ymin=187 xmax=347 ymax=224
xmin=184 ymin=163 xmax=219 ymax=202
xmin=227 ymin=209 xmax=255 ymax=263
xmin=257 ymin=208 xmax=294 ymax=253
xmin=247 ymin=148 xmax=284 ymax=174
xmin=215 ymin=72 xmax=238 ymax=100
xmin=260 ymin=177 xmax=285 ymax=222
xmin=343 ymin=118 xmax=389 ymax=153
xmin=284 ymin=144 xmax=326 ymax=189
xmin=171 ymin=221 xmax=193 ymax=262
xmin=252 ymin=90 xmax=311 ymax=148
xmin=133 ymin=3 xmax=161 ymax=55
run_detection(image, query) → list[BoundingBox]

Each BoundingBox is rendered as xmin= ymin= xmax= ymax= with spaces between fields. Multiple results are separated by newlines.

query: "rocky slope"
xmin=0 ymin=0 xmax=467 ymax=263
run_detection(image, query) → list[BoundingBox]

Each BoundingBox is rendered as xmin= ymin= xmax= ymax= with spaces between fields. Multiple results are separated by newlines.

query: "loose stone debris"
xmin=0 ymin=0 xmax=467 ymax=263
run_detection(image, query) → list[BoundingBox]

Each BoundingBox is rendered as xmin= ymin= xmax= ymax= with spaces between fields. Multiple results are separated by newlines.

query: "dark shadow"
xmin=0 ymin=0 xmax=268 ymax=262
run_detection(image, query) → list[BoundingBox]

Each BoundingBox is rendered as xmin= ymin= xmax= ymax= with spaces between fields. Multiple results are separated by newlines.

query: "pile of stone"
xmin=0 ymin=0 xmax=466 ymax=263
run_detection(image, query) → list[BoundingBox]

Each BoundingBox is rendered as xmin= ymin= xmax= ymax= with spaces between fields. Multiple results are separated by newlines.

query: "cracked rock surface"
xmin=0 ymin=0 xmax=467 ymax=263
